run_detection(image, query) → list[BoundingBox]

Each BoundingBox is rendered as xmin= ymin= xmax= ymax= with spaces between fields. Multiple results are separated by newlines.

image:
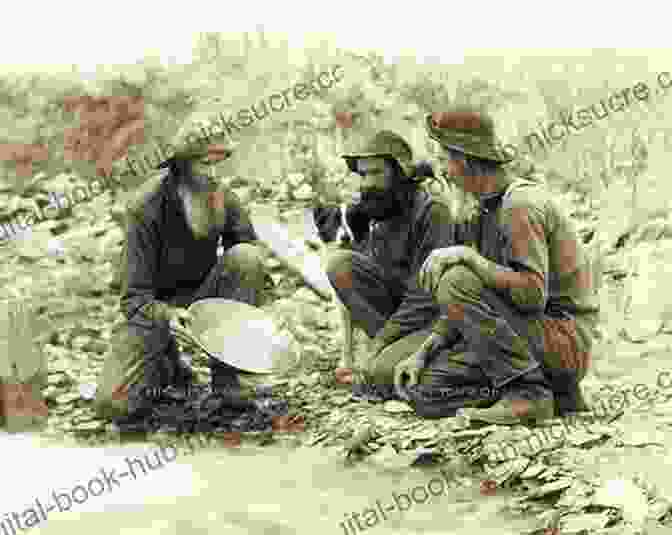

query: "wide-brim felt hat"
xmin=170 ymin=109 xmax=238 ymax=161
xmin=425 ymin=109 xmax=514 ymax=164
xmin=341 ymin=130 xmax=415 ymax=177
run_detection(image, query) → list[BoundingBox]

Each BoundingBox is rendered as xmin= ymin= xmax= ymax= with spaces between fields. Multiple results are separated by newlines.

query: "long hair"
xmin=159 ymin=156 xmax=189 ymax=178
xmin=160 ymin=156 xmax=225 ymax=238
xmin=160 ymin=156 xmax=214 ymax=193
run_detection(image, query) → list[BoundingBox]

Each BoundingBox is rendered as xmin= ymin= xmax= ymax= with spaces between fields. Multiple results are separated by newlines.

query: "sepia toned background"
xmin=2 ymin=3 xmax=672 ymax=534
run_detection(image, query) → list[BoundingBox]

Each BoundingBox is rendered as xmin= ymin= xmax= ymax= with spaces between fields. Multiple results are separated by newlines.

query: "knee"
xmin=365 ymin=349 xmax=395 ymax=387
xmin=435 ymin=264 xmax=484 ymax=303
xmin=223 ymin=243 xmax=265 ymax=276
xmin=366 ymin=331 xmax=428 ymax=385
xmin=325 ymin=249 xmax=355 ymax=291
xmin=94 ymin=391 xmax=129 ymax=419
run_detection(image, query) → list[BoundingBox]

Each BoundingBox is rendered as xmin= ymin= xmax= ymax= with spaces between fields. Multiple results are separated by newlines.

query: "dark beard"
xmin=358 ymin=190 xmax=404 ymax=221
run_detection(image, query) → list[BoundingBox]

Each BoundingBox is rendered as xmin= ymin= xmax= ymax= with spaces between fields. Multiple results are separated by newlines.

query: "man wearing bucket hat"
xmin=394 ymin=105 xmax=599 ymax=425
xmin=321 ymin=130 xmax=466 ymax=399
xmin=95 ymin=111 xmax=269 ymax=420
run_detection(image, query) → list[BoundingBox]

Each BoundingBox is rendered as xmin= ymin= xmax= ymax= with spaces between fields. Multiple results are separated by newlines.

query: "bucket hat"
xmin=341 ymin=130 xmax=415 ymax=178
xmin=425 ymin=107 xmax=513 ymax=164
xmin=170 ymin=109 xmax=237 ymax=161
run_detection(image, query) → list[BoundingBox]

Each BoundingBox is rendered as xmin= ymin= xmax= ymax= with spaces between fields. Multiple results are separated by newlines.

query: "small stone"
xmin=301 ymin=372 xmax=321 ymax=387
xmin=57 ymin=392 xmax=80 ymax=404
xmin=279 ymin=183 xmax=291 ymax=199
xmin=293 ymin=288 xmax=323 ymax=305
xmin=79 ymin=383 xmax=97 ymax=400
xmin=75 ymin=420 xmax=105 ymax=431
xmin=293 ymin=184 xmax=313 ymax=201
xmin=47 ymin=373 xmax=69 ymax=386
xmin=383 ymin=400 xmax=414 ymax=414
xmin=236 ymin=187 xmax=253 ymax=204
xmin=288 ymin=173 xmax=305 ymax=187
xmin=43 ymin=386 xmax=59 ymax=399
xmin=71 ymin=336 xmax=92 ymax=351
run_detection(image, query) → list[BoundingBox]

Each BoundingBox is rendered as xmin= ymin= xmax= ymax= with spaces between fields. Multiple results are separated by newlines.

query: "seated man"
xmin=395 ymin=107 xmax=600 ymax=425
xmin=95 ymin=114 xmax=268 ymax=419
xmin=320 ymin=130 xmax=463 ymax=398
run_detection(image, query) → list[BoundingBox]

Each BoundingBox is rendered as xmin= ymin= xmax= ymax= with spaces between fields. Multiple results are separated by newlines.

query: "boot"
xmin=349 ymin=364 xmax=395 ymax=402
xmin=458 ymin=366 xmax=554 ymax=426
xmin=411 ymin=385 xmax=496 ymax=419
xmin=351 ymin=382 xmax=395 ymax=402
xmin=209 ymin=358 xmax=256 ymax=411
xmin=173 ymin=353 xmax=195 ymax=392
xmin=118 ymin=353 xmax=169 ymax=430
xmin=547 ymin=368 xmax=589 ymax=417
xmin=209 ymin=357 xmax=240 ymax=392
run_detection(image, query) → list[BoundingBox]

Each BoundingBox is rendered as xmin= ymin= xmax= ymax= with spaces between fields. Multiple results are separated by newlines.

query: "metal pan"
xmin=170 ymin=298 xmax=299 ymax=375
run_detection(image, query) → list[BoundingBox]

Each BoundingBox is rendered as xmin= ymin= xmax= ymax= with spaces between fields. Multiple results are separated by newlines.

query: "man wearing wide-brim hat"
xmin=95 ymin=112 xmax=269 ymax=420
xmin=319 ymin=130 xmax=465 ymax=399
xmin=394 ymin=106 xmax=599 ymax=425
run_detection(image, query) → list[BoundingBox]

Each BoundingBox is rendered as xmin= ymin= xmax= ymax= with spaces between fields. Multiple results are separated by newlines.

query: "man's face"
xmin=434 ymin=150 xmax=473 ymax=192
xmin=355 ymin=157 xmax=403 ymax=220
xmin=357 ymin=157 xmax=392 ymax=191
xmin=180 ymin=149 xmax=231 ymax=239
xmin=434 ymin=148 xmax=481 ymax=221
xmin=190 ymin=146 xmax=232 ymax=182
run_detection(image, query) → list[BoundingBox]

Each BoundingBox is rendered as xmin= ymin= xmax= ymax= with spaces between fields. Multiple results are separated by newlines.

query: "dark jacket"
xmin=118 ymin=169 xmax=258 ymax=319
xmin=316 ymin=188 xmax=461 ymax=345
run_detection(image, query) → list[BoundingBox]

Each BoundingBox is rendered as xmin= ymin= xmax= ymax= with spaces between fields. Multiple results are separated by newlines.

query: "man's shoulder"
xmin=407 ymin=189 xmax=456 ymax=229
xmin=412 ymin=187 xmax=441 ymax=211
xmin=502 ymin=177 xmax=551 ymax=211
xmin=427 ymin=197 xmax=455 ymax=220
xmin=125 ymin=168 xmax=171 ymax=220
xmin=221 ymin=186 xmax=244 ymax=210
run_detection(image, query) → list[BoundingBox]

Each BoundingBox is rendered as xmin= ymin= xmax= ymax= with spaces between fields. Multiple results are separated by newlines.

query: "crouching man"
xmin=321 ymin=130 xmax=463 ymax=399
xmin=395 ymin=107 xmax=600 ymax=425
xmin=95 ymin=114 xmax=267 ymax=419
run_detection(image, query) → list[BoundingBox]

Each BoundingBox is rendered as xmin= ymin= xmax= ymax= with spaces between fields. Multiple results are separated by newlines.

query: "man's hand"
xmin=166 ymin=306 xmax=194 ymax=331
xmin=394 ymin=356 xmax=423 ymax=400
xmin=139 ymin=302 xmax=193 ymax=328
xmin=393 ymin=333 xmax=448 ymax=400
xmin=418 ymin=245 xmax=478 ymax=294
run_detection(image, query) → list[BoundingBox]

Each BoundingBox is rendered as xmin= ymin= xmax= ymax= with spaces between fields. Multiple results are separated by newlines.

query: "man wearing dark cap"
xmin=395 ymin=106 xmax=599 ymax=425
xmin=319 ymin=130 xmax=465 ymax=398
xmin=95 ymin=112 xmax=268 ymax=419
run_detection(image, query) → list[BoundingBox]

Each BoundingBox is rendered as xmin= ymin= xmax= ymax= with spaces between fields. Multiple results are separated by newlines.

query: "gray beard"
xmin=178 ymin=184 xmax=226 ymax=239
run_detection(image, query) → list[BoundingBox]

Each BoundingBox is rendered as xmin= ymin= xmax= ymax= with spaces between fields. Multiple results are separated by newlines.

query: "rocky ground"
xmin=3 ymin=170 xmax=672 ymax=535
